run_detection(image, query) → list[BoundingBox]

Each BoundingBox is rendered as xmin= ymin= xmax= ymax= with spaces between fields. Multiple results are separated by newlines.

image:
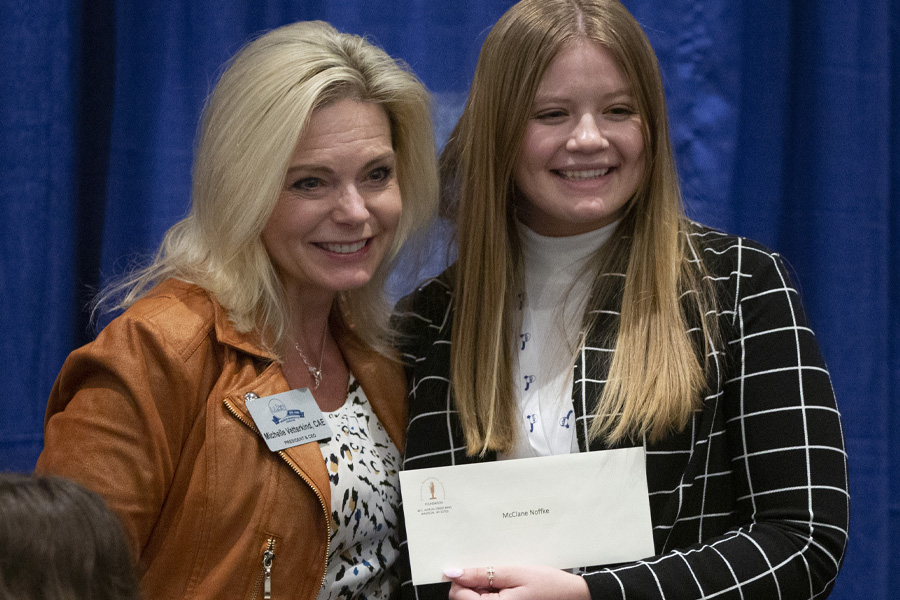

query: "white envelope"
xmin=399 ymin=447 xmax=655 ymax=585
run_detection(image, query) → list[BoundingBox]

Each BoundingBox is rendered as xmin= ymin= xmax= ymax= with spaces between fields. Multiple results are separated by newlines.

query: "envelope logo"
xmin=420 ymin=477 xmax=445 ymax=501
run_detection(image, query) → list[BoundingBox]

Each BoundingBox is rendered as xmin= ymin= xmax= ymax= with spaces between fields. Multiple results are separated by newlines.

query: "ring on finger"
xmin=487 ymin=565 xmax=494 ymax=588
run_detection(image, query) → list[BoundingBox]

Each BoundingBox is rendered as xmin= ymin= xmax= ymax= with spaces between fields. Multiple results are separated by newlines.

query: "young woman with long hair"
xmin=395 ymin=1 xmax=848 ymax=598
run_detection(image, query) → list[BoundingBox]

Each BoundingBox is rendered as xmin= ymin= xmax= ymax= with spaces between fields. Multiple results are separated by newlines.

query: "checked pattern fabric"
xmin=393 ymin=224 xmax=849 ymax=600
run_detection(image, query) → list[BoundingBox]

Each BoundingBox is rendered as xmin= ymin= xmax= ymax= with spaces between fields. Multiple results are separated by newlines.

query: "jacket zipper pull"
xmin=262 ymin=545 xmax=275 ymax=599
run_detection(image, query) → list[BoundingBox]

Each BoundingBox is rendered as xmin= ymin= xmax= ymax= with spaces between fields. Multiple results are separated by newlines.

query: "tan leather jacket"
xmin=36 ymin=279 xmax=407 ymax=600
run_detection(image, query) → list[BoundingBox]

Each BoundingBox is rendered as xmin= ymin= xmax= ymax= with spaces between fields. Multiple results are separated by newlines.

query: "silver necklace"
xmin=293 ymin=326 xmax=327 ymax=390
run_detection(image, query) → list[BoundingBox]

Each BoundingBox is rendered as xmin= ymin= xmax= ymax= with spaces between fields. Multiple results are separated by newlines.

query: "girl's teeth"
xmin=558 ymin=168 xmax=610 ymax=179
xmin=320 ymin=240 xmax=367 ymax=253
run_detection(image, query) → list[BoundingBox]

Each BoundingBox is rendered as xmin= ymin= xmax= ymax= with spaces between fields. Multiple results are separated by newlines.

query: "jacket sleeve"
xmin=582 ymin=244 xmax=849 ymax=599
xmin=392 ymin=275 xmax=458 ymax=600
xmin=35 ymin=308 xmax=212 ymax=560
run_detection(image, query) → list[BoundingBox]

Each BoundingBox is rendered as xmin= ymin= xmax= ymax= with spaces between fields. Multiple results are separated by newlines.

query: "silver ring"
xmin=487 ymin=565 xmax=494 ymax=587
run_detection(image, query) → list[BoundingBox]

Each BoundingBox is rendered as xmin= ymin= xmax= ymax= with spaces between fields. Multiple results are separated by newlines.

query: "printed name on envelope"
xmin=245 ymin=389 xmax=332 ymax=451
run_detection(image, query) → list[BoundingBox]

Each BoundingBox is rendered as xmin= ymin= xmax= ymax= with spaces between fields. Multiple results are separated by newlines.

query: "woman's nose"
xmin=566 ymin=114 xmax=608 ymax=152
xmin=332 ymin=186 xmax=370 ymax=223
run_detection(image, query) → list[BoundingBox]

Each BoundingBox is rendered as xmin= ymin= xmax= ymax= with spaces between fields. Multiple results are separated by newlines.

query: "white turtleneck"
xmin=500 ymin=220 xmax=616 ymax=460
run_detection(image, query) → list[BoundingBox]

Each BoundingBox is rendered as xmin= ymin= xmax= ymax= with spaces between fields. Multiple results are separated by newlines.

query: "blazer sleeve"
xmin=392 ymin=275 xmax=458 ymax=600
xmin=582 ymin=243 xmax=850 ymax=599
xmin=35 ymin=308 xmax=212 ymax=560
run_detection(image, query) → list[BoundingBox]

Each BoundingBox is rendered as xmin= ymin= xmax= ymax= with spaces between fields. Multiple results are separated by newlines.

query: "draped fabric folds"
xmin=0 ymin=1 xmax=894 ymax=597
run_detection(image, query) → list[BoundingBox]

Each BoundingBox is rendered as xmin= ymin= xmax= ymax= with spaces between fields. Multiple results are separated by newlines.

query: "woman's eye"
xmin=367 ymin=166 xmax=393 ymax=183
xmin=608 ymin=105 xmax=636 ymax=117
xmin=535 ymin=110 xmax=567 ymax=120
xmin=291 ymin=177 xmax=321 ymax=191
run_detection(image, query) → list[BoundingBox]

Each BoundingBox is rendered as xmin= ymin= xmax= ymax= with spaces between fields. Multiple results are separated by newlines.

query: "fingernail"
xmin=443 ymin=568 xmax=463 ymax=578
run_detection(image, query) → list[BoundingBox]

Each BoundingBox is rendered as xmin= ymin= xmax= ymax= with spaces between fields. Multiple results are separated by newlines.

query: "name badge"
xmin=245 ymin=389 xmax=332 ymax=452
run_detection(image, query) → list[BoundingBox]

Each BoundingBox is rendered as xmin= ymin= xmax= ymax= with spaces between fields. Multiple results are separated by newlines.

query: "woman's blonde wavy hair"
xmin=98 ymin=20 xmax=438 ymax=357
xmin=442 ymin=0 xmax=719 ymax=455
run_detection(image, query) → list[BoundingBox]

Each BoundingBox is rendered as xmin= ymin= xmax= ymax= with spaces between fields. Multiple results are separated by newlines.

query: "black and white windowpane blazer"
xmin=393 ymin=224 xmax=849 ymax=600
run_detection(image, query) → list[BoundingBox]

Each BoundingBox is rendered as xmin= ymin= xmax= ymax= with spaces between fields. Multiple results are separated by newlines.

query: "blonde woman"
xmin=395 ymin=1 xmax=848 ymax=598
xmin=37 ymin=20 xmax=437 ymax=599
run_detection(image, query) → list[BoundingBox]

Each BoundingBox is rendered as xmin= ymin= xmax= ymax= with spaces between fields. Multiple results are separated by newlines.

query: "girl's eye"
xmin=535 ymin=109 xmax=567 ymax=120
xmin=291 ymin=177 xmax=321 ymax=191
xmin=608 ymin=105 xmax=636 ymax=117
xmin=367 ymin=166 xmax=393 ymax=183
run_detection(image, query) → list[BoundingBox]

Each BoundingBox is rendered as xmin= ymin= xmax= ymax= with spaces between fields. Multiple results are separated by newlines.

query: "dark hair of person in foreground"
xmin=0 ymin=472 xmax=139 ymax=600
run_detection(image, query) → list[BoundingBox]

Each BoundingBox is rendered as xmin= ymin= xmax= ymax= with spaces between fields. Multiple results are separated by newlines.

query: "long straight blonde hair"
xmin=97 ymin=21 xmax=438 ymax=357
xmin=442 ymin=0 xmax=719 ymax=455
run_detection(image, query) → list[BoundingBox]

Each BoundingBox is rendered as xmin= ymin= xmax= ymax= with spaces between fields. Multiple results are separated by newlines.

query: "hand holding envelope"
xmin=443 ymin=564 xmax=591 ymax=600
xmin=399 ymin=447 xmax=656 ymax=586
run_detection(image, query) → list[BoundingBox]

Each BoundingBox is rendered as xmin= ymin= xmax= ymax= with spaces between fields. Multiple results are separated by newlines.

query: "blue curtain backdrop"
xmin=0 ymin=1 xmax=894 ymax=597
